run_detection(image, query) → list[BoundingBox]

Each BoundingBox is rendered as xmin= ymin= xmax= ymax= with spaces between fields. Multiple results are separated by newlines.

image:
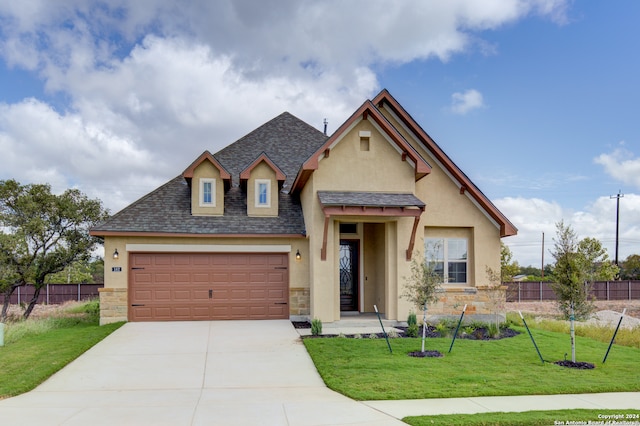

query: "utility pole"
xmin=610 ymin=190 xmax=624 ymax=266
xmin=541 ymin=232 xmax=545 ymax=279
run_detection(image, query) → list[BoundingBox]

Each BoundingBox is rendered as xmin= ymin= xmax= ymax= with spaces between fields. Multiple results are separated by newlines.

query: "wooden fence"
xmin=3 ymin=281 xmax=638 ymax=306
xmin=505 ymin=281 xmax=640 ymax=302
xmin=0 ymin=283 xmax=103 ymax=305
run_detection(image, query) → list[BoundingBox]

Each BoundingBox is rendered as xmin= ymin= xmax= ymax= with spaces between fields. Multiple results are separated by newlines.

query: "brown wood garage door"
xmin=129 ymin=253 xmax=289 ymax=321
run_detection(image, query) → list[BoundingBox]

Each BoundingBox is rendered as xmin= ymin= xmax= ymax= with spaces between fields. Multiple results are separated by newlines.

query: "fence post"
xmin=607 ymin=281 xmax=610 ymax=301
xmin=17 ymin=286 xmax=20 ymax=305
xmin=77 ymin=283 xmax=81 ymax=302
xmin=630 ymin=281 xmax=632 ymax=301
xmin=540 ymin=281 xmax=543 ymax=301
xmin=46 ymin=283 xmax=49 ymax=305
xmin=518 ymin=282 xmax=521 ymax=302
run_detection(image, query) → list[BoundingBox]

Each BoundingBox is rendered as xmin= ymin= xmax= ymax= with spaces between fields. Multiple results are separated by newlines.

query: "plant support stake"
xmin=374 ymin=305 xmax=392 ymax=354
xmin=448 ymin=304 xmax=467 ymax=353
xmin=603 ymin=308 xmax=626 ymax=364
xmin=519 ymin=311 xmax=545 ymax=364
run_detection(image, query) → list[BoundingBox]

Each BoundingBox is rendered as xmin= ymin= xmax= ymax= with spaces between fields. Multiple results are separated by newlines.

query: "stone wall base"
xmin=290 ymin=287 xmax=310 ymax=317
xmin=99 ymin=287 xmax=128 ymax=325
xmin=427 ymin=285 xmax=506 ymax=323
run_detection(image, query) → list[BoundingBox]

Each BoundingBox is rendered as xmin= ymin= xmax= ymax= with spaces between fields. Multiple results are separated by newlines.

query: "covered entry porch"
xmin=316 ymin=191 xmax=425 ymax=322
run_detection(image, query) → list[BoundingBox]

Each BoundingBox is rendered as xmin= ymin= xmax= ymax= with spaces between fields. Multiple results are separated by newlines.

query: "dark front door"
xmin=339 ymin=240 xmax=359 ymax=311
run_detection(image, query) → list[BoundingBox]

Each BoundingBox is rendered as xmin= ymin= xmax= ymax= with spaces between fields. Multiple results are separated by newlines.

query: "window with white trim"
xmin=425 ymin=238 xmax=468 ymax=284
xmin=199 ymin=178 xmax=216 ymax=207
xmin=255 ymin=179 xmax=271 ymax=207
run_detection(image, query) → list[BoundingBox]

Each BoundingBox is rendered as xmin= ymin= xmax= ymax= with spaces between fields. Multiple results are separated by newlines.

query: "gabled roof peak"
xmin=240 ymin=152 xmax=286 ymax=182
xmin=182 ymin=150 xmax=231 ymax=180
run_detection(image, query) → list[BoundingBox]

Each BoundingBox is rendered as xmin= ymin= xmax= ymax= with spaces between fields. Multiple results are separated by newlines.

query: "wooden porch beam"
xmin=321 ymin=213 xmax=330 ymax=261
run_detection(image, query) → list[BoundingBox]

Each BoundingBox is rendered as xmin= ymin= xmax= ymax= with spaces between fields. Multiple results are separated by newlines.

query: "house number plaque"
xmin=112 ymin=267 xmax=122 ymax=272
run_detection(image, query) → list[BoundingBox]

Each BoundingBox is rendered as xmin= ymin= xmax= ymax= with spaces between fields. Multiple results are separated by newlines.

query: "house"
xmin=91 ymin=89 xmax=517 ymax=325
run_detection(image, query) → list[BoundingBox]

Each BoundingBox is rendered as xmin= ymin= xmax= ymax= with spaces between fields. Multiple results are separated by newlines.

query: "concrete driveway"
xmin=0 ymin=320 xmax=404 ymax=426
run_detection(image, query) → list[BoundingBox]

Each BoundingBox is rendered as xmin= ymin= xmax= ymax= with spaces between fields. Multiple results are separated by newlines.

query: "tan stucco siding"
xmin=299 ymin=119 xmax=422 ymax=322
xmin=191 ymin=161 xmax=224 ymax=216
xmin=246 ymin=162 xmax=278 ymax=217
xmin=415 ymin=163 xmax=501 ymax=288
xmin=315 ymin=119 xmax=416 ymax=193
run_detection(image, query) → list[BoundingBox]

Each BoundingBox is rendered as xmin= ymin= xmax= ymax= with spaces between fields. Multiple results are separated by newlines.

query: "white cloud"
xmin=450 ymin=89 xmax=485 ymax=114
xmin=595 ymin=147 xmax=640 ymax=189
xmin=497 ymin=194 xmax=640 ymax=267
xmin=0 ymin=0 xmax=571 ymax=213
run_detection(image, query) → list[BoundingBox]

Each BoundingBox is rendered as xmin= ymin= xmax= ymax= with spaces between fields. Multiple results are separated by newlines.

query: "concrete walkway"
xmin=364 ymin=392 xmax=640 ymax=418
xmin=0 ymin=320 xmax=404 ymax=426
xmin=1 ymin=321 xmax=638 ymax=425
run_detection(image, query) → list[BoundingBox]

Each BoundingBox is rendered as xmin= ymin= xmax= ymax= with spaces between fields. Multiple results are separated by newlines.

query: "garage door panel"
xmin=154 ymin=273 xmax=171 ymax=283
xmin=134 ymin=273 xmax=153 ymax=283
xmin=130 ymin=252 xmax=288 ymax=321
xmin=192 ymin=273 xmax=210 ymax=283
xmin=173 ymin=273 xmax=190 ymax=283
xmin=155 ymin=289 xmax=171 ymax=300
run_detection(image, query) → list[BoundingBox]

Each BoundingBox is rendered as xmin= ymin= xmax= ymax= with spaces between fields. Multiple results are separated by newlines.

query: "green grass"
xmin=507 ymin=311 xmax=640 ymax=348
xmin=403 ymin=409 xmax=640 ymax=426
xmin=0 ymin=300 xmax=123 ymax=398
xmin=303 ymin=326 xmax=640 ymax=400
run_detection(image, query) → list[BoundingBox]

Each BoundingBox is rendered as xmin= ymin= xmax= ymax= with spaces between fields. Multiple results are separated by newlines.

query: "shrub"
xmin=462 ymin=325 xmax=475 ymax=336
xmin=387 ymin=329 xmax=399 ymax=338
xmin=488 ymin=323 xmax=500 ymax=338
xmin=407 ymin=311 xmax=417 ymax=327
xmin=368 ymin=333 xmax=378 ymax=339
xmin=65 ymin=298 xmax=100 ymax=321
xmin=435 ymin=322 xmax=450 ymax=337
xmin=311 ymin=318 xmax=322 ymax=336
xmin=353 ymin=333 xmax=362 ymax=339
xmin=406 ymin=324 xmax=419 ymax=338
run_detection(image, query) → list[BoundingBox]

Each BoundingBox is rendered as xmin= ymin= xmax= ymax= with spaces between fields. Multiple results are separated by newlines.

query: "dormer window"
xmin=255 ymin=179 xmax=271 ymax=207
xmin=200 ymin=178 xmax=216 ymax=207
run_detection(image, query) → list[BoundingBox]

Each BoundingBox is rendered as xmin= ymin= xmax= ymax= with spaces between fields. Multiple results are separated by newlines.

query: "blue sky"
xmin=0 ymin=1 xmax=638 ymax=267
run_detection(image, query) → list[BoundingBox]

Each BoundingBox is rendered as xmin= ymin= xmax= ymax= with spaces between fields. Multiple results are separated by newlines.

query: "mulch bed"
xmin=395 ymin=325 xmax=520 ymax=340
xmin=291 ymin=321 xmax=311 ymax=329
xmin=408 ymin=350 xmax=443 ymax=358
xmin=554 ymin=360 xmax=596 ymax=369
xmin=293 ymin=322 xmax=520 ymax=340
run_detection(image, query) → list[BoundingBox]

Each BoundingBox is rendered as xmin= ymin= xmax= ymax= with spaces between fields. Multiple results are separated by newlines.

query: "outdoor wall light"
xmin=295 ymin=249 xmax=301 ymax=261
xmin=113 ymin=249 xmax=119 ymax=260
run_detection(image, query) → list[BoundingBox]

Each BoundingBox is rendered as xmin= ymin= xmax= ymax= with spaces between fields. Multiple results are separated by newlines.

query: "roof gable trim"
xmin=182 ymin=151 xmax=231 ymax=180
xmin=239 ymin=152 xmax=286 ymax=182
xmin=373 ymin=89 xmax=517 ymax=237
xmin=292 ymin=101 xmax=431 ymax=192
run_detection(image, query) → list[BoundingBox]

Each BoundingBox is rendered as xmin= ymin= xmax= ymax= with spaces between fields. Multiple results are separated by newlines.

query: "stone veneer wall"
xmin=289 ymin=287 xmax=310 ymax=317
xmin=99 ymin=287 xmax=127 ymax=325
xmin=428 ymin=286 xmax=506 ymax=323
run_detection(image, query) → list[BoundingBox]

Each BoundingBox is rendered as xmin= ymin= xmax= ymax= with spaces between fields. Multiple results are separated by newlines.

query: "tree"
xmin=576 ymin=237 xmax=618 ymax=283
xmin=485 ymin=243 xmax=518 ymax=325
xmin=620 ymin=254 xmax=640 ymax=280
xmin=403 ymin=247 xmax=443 ymax=353
xmin=0 ymin=180 xmax=108 ymax=321
xmin=46 ymin=258 xmax=103 ymax=284
xmin=549 ymin=221 xmax=618 ymax=363
xmin=500 ymin=243 xmax=520 ymax=283
xmin=549 ymin=221 xmax=583 ymax=363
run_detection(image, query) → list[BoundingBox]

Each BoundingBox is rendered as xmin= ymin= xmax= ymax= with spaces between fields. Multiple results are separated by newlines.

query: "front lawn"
xmin=403 ymin=409 xmax=640 ymax=426
xmin=0 ymin=302 xmax=123 ymax=399
xmin=302 ymin=327 xmax=640 ymax=401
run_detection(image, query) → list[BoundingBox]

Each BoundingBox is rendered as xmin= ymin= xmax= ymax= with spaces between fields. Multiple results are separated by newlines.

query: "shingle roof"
xmin=92 ymin=112 xmax=327 ymax=236
xmin=215 ymin=112 xmax=328 ymax=190
xmin=317 ymin=191 xmax=426 ymax=209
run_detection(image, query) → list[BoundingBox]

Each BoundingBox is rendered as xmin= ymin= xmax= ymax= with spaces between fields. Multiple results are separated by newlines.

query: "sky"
xmin=0 ymin=1 xmax=639 ymax=267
